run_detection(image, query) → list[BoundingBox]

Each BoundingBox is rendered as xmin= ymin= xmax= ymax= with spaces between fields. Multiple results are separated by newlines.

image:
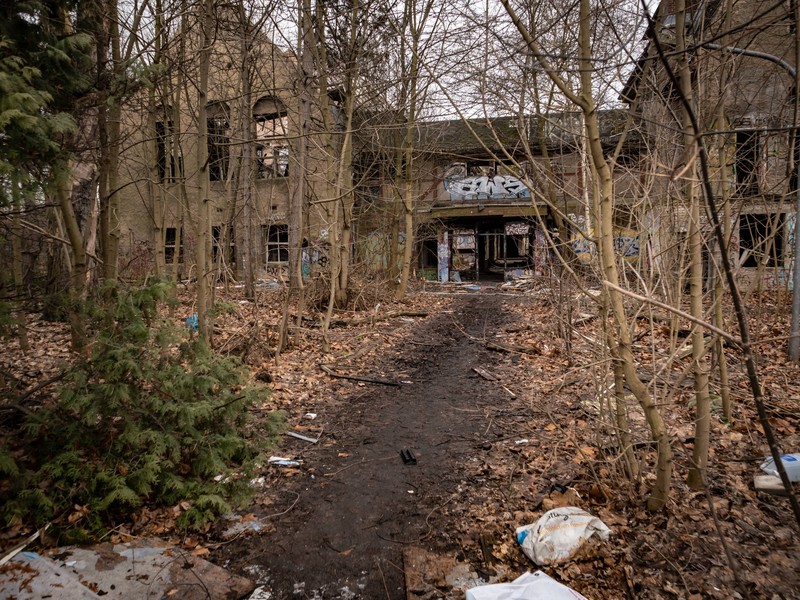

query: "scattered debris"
xmin=268 ymin=456 xmax=302 ymax=467
xmin=221 ymin=514 xmax=264 ymax=540
xmin=1 ymin=552 xmax=100 ymax=599
xmin=286 ymin=431 xmax=320 ymax=444
xmin=485 ymin=340 xmax=541 ymax=355
xmin=516 ymin=507 xmax=612 ymax=565
xmin=760 ymin=453 xmax=800 ymax=482
xmin=473 ymin=366 xmax=499 ymax=381
xmin=0 ymin=525 xmax=49 ymax=567
xmin=0 ymin=540 xmax=254 ymax=600
xmin=501 ymin=385 xmax=516 ymax=398
xmin=400 ymin=448 xmax=418 ymax=465
xmin=319 ymin=364 xmax=401 ymax=386
xmin=753 ymin=474 xmax=793 ymax=496
xmin=465 ymin=571 xmax=587 ymax=600
xmin=403 ymin=547 xmax=488 ymax=600
xmin=304 ymin=412 xmax=317 ymax=420
xmin=185 ymin=313 xmax=199 ymax=331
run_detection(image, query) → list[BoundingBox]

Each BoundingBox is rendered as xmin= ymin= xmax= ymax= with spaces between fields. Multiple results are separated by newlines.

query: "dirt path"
xmin=217 ymin=293 xmax=520 ymax=598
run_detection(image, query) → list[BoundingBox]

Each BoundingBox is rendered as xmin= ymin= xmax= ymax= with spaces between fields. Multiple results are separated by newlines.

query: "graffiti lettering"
xmin=444 ymin=174 xmax=530 ymax=200
xmin=614 ymin=234 xmax=640 ymax=257
xmin=572 ymin=229 xmax=640 ymax=262
xmin=265 ymin=265 xmax=289 ymax=277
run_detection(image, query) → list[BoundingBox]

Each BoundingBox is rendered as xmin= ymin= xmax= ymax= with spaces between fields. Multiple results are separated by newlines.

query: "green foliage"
xmin=1 ymin=280 xmax=284 ymax=534
xmin=0 ymin=299 xmax=13 ymax=337
xmin=0 ymin=2 xmax=93 ymax=193
xmin=40 ymin=291 xmax=71 ymax=323
xmin=210 ymin=300 xmax=237 ymax=317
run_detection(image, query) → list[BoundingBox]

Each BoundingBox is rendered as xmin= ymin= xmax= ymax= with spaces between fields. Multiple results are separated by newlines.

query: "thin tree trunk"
xmin=501 ymin=0 xmax=673 ymax=509
xmin=56 ymin=164 xmax=89 ymax=353
xmin=195 ymin=0 xmax=214 ymax=343
xmin=673 ymin=0 xmax=711 ymax=489
xmin=11 ymin=176 xmax=29 ymax=352
xmin=714 ymin=0 xmax=733 ymax=419
xmin=105 ymin=0 xmax=121 ymax=281
xmin=239 ymin=2 xmax=255 ymax=300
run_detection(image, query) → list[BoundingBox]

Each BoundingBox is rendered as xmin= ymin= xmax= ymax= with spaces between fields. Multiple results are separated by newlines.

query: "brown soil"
xmin=3 ymin=283 xmax=799 ymax=599
xmin=209 ymin=285 xmax=800 ymax=600
xmin=215 ymin=291 xmax=521 ymax=598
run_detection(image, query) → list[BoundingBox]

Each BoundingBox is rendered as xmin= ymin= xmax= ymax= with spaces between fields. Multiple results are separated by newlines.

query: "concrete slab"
xmin=0 ymin=551 xmax=101 ymax=599
xmin=403 ymin=547 xmax=488 ymax=600
xmin=0 ymin=539 xmax=254 ymax=600
xmin=754 ymin=474 xmax=793 ymax=496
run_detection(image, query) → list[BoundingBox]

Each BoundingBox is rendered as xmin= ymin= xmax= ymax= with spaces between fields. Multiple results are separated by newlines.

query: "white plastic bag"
xmin=465 ymin=571 xmax=587 ymax=600
xmin=516 ymin=507 xmax=611 ymax=565
xmin=760 ymin=453 xmax=800 ymax=482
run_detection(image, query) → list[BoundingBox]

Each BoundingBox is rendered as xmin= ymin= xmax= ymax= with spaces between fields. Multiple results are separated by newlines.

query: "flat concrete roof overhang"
xmin=419 ymin=202 xmax=548 ymax=219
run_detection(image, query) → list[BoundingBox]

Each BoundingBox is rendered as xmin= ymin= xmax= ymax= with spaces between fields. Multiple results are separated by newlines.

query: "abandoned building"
xmin=353 ymin=111 xmax=645 ymax=282
xmin=622 ymin=0 xmax=798 ymax=290
xmin=114 ymin=0 xmax=798 ymax=289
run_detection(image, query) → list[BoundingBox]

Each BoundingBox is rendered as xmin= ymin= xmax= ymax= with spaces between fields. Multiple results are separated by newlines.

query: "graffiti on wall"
xmin=444 ymin=174 xmax=530 ymax=201
xmin=571 ymin=227 xmax=641 ymax=263
xmin=437 ymin=230 xmax=450 ymax=282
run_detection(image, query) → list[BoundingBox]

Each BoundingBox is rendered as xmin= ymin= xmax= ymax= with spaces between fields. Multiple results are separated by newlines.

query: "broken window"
xmin=207 ymin=102 xmax=230 ymax=182
xmin=254 ymin=96 xmax=289 ymax=178
xmin=212 ymin=224 xmax=236 ymax=265
xmin=156 ymin=118 xmax=182 ymax=182
xmin=735 ymin=130 xmax=760 ymax=195
xmin=263 ymin=224 xmax=289 ymax=264
xmin=739 ymin=212 xmax=785 ymax=268
xmin=164 ymin=227 xmax=183 ymax=264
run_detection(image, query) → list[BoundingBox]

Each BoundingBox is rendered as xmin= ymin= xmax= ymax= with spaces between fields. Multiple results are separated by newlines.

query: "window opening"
xmin=739 ymin=213 xmax=785 ymax=267
xmin=212 ymin=225 xmax=236 ymax=264
xmin=254 ymin=97 xmax=289 ymax=178
xmin=156 ymin=120 xmax=182 ymax=182
xmin=164 ymin=227 xmax=183 ymax=263
xmin=263 ymin=224 xmax=289 ymax=264
xmin=207 ymin=103 xmax=230 ymax=182
xmin=420 ymin=238 xmax=438 ymax=268
xmin=735 ymin=130 xmax=759 ymax=195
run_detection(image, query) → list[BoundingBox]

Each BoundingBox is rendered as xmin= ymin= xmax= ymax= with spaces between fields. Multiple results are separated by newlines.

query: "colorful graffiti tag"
xmin=444 ymin=174 xmax=530 ymax=201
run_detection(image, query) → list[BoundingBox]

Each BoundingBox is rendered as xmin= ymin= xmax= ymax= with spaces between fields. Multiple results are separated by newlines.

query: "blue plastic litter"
xmin=185 ymin=314 xmax=199 ymax=331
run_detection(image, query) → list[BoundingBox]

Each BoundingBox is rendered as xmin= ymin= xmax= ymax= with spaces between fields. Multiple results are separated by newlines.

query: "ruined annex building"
xmin=623 ymin=0 xmax=799 ymax=290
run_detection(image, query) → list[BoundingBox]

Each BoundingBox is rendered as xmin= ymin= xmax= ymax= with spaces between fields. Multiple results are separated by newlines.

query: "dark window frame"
xmin=262 ymin=224 xmax=289 ymax=264
xmin=739 ymin=212 xmax=786 ymax=268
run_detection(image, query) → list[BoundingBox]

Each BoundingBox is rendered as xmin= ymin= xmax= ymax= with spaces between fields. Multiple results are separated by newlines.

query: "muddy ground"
xmin=3 ymin=282 xmax=799 ymax=599
xmin=215 ymin=291 xmax=522 ymax=598
xmin=208 ymin=285 xmax=800 ymax=600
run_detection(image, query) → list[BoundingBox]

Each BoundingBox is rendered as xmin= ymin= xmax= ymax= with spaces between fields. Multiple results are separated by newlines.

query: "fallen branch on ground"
xmin=485 ymin=341 xmax=542 ymax=355
xmin=319 ymin=364 xmax=401 ymax=386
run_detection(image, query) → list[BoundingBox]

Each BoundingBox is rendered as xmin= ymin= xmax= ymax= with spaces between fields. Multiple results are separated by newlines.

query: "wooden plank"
xmin=472 ymin=366 xmax=498 ymax=381
xmin=486 ymin=340 xmax=541 ymax=355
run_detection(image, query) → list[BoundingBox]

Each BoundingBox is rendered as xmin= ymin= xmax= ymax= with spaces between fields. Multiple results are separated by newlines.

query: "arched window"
xmin=253 ymin=96 xmax=289 ymax=178
xmin=207 ymin=102 xmax=230 ymax=181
